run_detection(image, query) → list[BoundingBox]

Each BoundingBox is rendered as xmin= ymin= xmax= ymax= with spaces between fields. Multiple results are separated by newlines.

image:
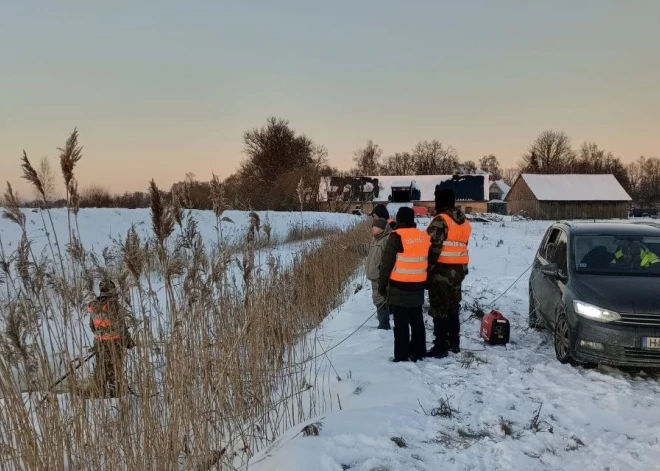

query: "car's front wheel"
xmin=528 ymin=287 xmax=543 ymax=330
xmin=554 ymin=309 xmax=573 ymax=364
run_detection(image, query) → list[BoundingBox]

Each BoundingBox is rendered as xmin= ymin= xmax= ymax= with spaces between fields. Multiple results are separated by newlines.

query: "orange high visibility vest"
xmin=88 ymin=303 xmax=122 ymax=341
xmin=433 ymin=214 xmax=471 ymax=264
xmin=390 ymin=228 xmax=431 ymax=283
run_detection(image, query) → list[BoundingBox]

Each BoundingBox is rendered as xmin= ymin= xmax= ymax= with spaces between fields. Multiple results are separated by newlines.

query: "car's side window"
xmin=552 ymin=230 xmax=569 ymax=274
xmin=540 ymin=228 xmax=561 ymax=261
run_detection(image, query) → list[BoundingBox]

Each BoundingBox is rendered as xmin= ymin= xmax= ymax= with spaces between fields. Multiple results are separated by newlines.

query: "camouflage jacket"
xmin=88 ymin=296 xmax=133 ymax=341
xmin=427 ymin=207 xmax=469 ymax=274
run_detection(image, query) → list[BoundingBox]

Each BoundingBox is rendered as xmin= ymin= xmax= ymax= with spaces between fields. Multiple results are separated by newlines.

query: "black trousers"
xmin=432 ymin=304 xmax=461 ymax=351
xmin=391 ymin=305 xmax=426 ymax=361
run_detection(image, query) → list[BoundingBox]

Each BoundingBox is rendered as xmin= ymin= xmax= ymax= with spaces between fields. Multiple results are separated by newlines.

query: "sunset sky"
xmin=2 ymin=1 xmax=658 ymax=198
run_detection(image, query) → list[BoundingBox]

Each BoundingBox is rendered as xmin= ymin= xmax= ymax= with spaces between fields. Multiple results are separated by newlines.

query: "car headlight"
xmin=572 ymin=300 xmax=621 ymax=323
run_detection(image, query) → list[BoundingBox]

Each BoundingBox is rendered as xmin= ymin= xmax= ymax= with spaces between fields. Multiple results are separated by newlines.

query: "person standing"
xmin=370 ymin=203 xmax=397 ymax=230
xmin=88 ymin=280 xmax=135 ymax=397
xmin=427 ymin=188 xmax=472 ymax=358
xmin=378 ymin=207 xmax=430 ymax=362
xmin=344 ymin=218 xmax=392 ymax=329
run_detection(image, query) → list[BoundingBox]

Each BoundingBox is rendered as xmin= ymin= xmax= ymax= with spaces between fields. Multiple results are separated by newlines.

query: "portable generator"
xmin=480 ymin=310 xmax=510 ymax=345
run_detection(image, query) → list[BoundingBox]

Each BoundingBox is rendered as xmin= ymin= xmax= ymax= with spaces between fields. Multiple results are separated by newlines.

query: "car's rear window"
xmin=574 ymin=235 xmax=660 ymax=276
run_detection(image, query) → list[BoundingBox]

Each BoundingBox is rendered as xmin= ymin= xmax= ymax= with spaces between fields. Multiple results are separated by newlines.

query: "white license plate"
xmin=642 ymin=337 xmax=660 ymax=349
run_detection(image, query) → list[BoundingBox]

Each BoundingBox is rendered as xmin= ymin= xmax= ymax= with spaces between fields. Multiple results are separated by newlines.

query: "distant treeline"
xmin=16 ymin=121 xmax=660 ymax=211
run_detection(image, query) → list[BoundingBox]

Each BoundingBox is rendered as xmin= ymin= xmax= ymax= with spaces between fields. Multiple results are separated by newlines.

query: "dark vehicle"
xmin=529 ymin=221 xmax=660 ymax=367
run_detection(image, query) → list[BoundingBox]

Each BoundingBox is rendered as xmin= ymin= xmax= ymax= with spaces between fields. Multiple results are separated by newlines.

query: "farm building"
xmin=319 ymin=174 xmax=490 ymax=214
xmin=505 ymin=174 xmax=631 ymax=220
xmin=487 ymin=180 xmax=511 ymax=215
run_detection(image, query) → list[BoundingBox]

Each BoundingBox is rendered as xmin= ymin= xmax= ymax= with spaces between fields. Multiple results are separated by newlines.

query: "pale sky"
xmin=2 ymin=0 xmax=659 ymax=197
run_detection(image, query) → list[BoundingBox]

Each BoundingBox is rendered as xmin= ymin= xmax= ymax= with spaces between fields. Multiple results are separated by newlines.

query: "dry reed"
xmin=0 ymin=131 xmax=370 ymax=470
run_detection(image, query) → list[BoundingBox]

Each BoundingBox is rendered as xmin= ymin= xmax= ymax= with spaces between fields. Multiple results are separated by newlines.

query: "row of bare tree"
xmin=20 ymin=122 xmax=658 ymax=211
xmin=517 ymin=130 xmax=659 ymax=207
xmin=351 ymin=139 xmax=504 ymax=180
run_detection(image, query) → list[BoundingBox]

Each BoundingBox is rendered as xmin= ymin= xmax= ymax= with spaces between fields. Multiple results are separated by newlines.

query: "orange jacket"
xmin=389 ymin=228 xmax=431 ymax=283
xmin=434 ymin=214 xmax=471 ymax=264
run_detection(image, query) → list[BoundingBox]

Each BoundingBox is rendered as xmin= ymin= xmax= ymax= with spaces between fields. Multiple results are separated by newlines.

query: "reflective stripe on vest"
xmin=641 ymin=249 xmax=659 ymax=267
xmin=89 ymin=303 xmax=120 ymax=341
xmin=436 ymin=214 xmax=471 ymax=265
xmin=390 ymin=228 xmax=431 ymax=283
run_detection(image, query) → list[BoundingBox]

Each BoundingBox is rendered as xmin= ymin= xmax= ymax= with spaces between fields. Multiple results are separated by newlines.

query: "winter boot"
xmin=428 ymin=317 xmax=449 ymax=358
xmin=376 ymin=304 xmax=391 ymax=330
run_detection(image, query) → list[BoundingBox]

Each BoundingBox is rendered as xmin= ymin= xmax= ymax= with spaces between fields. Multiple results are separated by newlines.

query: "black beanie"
xmin=435 ymin=188 xmax=455 ymax=210
xmin=369 ymin=203 xmax=389 ymax=220
xmin=396 ymin=207 xmax=415 ymax=226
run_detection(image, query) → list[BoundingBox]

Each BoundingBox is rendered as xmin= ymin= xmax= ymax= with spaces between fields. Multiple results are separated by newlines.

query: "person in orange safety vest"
xmin=88 ymin=280 xmax=135 ymax=397
xmin=426 ymin=188 xmax=472 ymax=358
xmin=378 ymin=207 xmax=431 ymax=362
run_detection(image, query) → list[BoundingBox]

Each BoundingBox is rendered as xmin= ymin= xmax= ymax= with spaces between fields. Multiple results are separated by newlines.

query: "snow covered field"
xmin=250 ymin=218 xmax=660 ymax=471
xmin=0 ymin=208 xmax=359 ymax=255
xmin=3 ymin=210 xmax=659 ymax=469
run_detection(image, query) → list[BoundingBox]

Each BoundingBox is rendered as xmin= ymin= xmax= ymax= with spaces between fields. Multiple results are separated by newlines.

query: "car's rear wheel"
xmin=554 ymin=309 xmax=573 ymax=364
xmin=528 ymin=287 xmax=543 ymax=330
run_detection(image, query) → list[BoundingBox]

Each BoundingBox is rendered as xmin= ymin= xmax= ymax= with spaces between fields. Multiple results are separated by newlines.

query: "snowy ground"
xmin=250 ymin=218 xmax=660 ymax=471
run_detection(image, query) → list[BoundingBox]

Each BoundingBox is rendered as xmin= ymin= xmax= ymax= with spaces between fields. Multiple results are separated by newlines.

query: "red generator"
xmin=480 ymin=310 xmax=510 ymax=346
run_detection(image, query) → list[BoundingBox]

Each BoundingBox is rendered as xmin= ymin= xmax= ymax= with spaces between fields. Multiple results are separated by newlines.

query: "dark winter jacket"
xmin=378 ymin=222 xmax=427 ymax=308
xmin=427 ymin=206 xmax=469 ymax=275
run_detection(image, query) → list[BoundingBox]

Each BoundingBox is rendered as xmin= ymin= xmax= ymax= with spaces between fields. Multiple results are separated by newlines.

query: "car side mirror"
xmin=541 ymin=263 xmax=560 ymax=278
xmin=541 ymin=262 xmax=568 ymax=282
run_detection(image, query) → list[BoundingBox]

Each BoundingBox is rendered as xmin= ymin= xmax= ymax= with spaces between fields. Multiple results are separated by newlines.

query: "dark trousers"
xmin=376 ymin=303 xmax=391 ymax=328
xmin=432 ymin=304 xmax=461 ymax=351
xmin=391 ymin=305 xmax=426 ymax=361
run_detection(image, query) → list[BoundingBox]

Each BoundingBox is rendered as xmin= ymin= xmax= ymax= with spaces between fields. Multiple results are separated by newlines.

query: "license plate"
xmin=642 ymin=337 xmax=660 ymax=349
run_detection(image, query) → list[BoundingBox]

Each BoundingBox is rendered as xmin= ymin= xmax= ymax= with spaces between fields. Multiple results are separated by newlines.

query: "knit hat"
xmin=396 ymin=207 xmax=415 ymax=226
xmin=369 ymin=203 xmax=390 ymax=220
xmin=99 ymin=279 xmax=116 ymax=296
xmin=435 ymin=188 xmax=455 ymax=210
xmin=372 ymin=218 xmax=388 ymax=230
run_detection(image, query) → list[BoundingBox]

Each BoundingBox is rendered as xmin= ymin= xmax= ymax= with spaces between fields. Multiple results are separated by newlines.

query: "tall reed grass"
xmin=0 ymin=131 xmax=370 ymax=470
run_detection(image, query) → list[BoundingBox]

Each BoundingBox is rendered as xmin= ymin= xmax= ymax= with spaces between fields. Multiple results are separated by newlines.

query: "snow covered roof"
xmin=370 ymin=175 xmax=489 ymax=202
xmin=511 ymin=174 xmax=632 ymax=202
xmin=490 ymin=180 xmax=511 ymax=199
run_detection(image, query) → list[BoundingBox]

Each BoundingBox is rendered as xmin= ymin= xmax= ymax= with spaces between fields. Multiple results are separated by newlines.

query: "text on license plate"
xmin=642 ymin=337 xmax=660 ymax=349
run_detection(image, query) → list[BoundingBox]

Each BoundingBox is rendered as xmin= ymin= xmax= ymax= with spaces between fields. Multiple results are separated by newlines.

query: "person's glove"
xmin=378 ymin=285 xmax=388 ymax=298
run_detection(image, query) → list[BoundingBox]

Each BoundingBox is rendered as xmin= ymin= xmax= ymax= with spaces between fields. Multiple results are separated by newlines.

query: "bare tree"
xmin=458 ymin=160 xmax=478 ymax=174
xmin=411 ymin=140 xmax=459 ymax=174
xmin=80 ymin=184 xmax=113 ymax=208
xmin=626 ymin=156 xmax=645 ymax=201
xmin=352 ymin=140 xmax=382 ymax=176
xmin=519 ymin=131 xmax=575 ymax=174
xmin=501 ymin=168 xmax=519 ymax=186
xmin=479 ymin=154 xmax=502 ymax=180
xmin=380 ymin=152 xmax=415 ymax=175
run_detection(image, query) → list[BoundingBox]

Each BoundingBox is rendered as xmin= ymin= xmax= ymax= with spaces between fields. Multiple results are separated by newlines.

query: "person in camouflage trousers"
xmin=88 ymin=280 xmax=135 ymax=397
xmin=426 ymin=188 xmax=472 ymax=358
